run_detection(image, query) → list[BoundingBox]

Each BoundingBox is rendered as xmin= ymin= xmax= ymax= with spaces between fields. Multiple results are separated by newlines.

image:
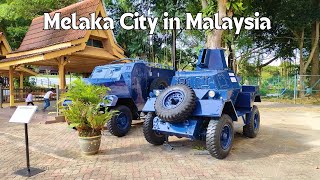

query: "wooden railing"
xmin=0 ymin=87 xmax=56 ymax=103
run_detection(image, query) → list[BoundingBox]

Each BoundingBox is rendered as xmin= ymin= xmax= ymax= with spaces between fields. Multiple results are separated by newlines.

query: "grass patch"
xmin=192 ymin=145 xmax=206 ymax=151
xmin=262 ymin=96 xmax=320 ymax=105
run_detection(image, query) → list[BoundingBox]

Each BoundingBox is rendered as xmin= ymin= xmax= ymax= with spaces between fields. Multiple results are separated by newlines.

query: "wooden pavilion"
xmin=1 ymin=32 xmax=37 ymax=89
xmin=0 ymin=0 xmax=126 ymax=106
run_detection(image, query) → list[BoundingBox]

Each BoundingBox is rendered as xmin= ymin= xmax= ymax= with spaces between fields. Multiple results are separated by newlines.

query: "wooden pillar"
xmin=9 ymin=66 xmax=15 ymax=107
xmin=58 ymin=63 xmax=65 ymax=89
xmin=19 ymin=73 xmax=24 ymax=99
xmin=57 ymin=57 xmax=68 ymax=89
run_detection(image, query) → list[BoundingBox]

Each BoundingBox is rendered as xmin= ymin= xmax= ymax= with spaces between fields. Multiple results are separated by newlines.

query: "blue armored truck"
xmin=142 ymin=49 xmax=261 ymax=159
xmin=82 ymin=59 xmax=175 ymax=137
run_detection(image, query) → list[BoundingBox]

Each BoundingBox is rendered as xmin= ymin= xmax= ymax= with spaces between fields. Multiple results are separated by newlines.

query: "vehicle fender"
xmin=254 ymin=95 xmax=261 ymax=102
xmin=62 ymin=99 xmax=72 ymax=107
xmin=192 ymin=99 xmax=224 ymax=117
xmin=222 ymin=101 xmax=238 ymax=121
xmin=192 ymin=100 xmax=238 ymax=121
xmin=104 ymin=95 xmax=119 ymax=107
xmin=142 ymin=97 xmax=156 ymax=112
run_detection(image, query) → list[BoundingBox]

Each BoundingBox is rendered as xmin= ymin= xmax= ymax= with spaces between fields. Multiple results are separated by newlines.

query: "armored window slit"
xmin=201 ymin=49 xmax=207 ymax=64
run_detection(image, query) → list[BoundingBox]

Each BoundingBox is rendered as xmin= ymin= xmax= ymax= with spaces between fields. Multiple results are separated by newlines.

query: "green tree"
xmin=249 ymin=0 xmax=319 ymax=93
xmin=0 ymin=0 xmax=77 ymax=49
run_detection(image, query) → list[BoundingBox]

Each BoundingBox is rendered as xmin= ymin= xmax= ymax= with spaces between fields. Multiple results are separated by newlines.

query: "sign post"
xmin=9 ymin=106 xmax=45 ymax=177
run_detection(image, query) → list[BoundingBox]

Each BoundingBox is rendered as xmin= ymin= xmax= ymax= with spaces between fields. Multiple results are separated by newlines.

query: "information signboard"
xmin=9 ymin=106 xmax=38 ymax=124
xmin=9 ymin=106 xmax=45 ymax=177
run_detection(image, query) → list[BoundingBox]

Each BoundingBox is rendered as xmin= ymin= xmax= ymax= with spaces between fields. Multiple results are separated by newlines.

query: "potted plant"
xmin=61 ymin=79 xmax=115 ymax=155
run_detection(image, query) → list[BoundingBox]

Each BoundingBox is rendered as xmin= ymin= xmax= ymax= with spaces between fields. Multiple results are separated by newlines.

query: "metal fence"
xmin=241 ymin=75 xmax=320 ymax=101
xmin=29 ymin=76 xmax=76 ymax=88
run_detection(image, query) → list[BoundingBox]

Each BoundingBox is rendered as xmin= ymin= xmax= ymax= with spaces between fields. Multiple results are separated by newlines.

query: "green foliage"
xmin=104 ymin=0 xmax=203 ymax=66
xmin=238 ymin=59 xmax=258 ymax=77
xmin=226 ymin=0 xmax=246 ymax=14
xmin=0 ymin=0 xmax=77 ymax=49
xmin=248 ymin=0 xmax=319 ymax=58
xmin=104 ymin=0 xmax=150 ymax=58
xmin=259 ymin=88 xmax=267 ymax=96
xmin=0 ymin=0 xmax=318 ymax=77
xmin=61 ymin=79 xmax=115 ymax=137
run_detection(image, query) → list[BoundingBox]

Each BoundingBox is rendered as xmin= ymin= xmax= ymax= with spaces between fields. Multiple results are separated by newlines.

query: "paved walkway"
xmin=0 ymin=102 xmax=319 ymax=179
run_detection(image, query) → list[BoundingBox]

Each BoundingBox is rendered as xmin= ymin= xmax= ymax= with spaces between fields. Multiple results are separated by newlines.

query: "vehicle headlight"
xmin=155 ymin=90 xmax=161 ymax=97
xmin=103 ymin=96 xmax=113 ymax=105
xmin=208 ymin=90 xmax=216 ymax=98
xmin=107 ymin=96 xmax=113 ymax=101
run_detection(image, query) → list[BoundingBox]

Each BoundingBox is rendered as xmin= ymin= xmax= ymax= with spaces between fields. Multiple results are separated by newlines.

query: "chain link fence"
xmin=241 ymin=75 xmax=320 ymax=102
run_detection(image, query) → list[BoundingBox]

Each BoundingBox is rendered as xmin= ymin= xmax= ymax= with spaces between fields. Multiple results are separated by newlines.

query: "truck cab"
xmin=85 ymin=60 xmax=175 ymax=137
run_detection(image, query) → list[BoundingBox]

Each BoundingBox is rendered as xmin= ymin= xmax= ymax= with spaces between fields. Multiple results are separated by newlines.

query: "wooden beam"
xmin=44 ymin=43 xmax=86 ymax=60
xmin=0 ymin=55 xmax=44 ymax=68
xmin=9 ymin=66 xmax=14 ymax=107
xmin=19 ymin=73 xmax=24 ymax=99
xmin=57 ymin=57 xmax=67 ymax=89
xmin=0 ymin=43 xmax=84 ymax=68
xmin=0 ymin=34 xmax=12 ymax=54
xmin=91 ymin=30 xmax=108 ymax=39
xmin=71 ymin=33 xmax=90 ymax=46
xmin=17 ymin=66 xmax=38 ymax=76
xmin=73 ymin=46 xmax=116 ymax=60
xmin=19 ymin=73 xmax=23 ymax=88
xmin=6 ymin=42 xmax=72 ymax=58
xmin=96 ymin=5 xmax=125 ymax=54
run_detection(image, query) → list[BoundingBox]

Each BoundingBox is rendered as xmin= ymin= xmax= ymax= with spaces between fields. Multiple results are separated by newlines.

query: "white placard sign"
xmin=9 ymin=106 xmax=38 ymax=124
xmin=230 ymin=77 xmax=238 ymax=82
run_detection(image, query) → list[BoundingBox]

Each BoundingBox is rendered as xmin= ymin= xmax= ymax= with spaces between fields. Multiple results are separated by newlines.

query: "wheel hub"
xmin=116 ymin=113 xmax=129 ymax=130
xmin=163 ymin=90 xmax=185 ymax=109
xmin=220 ymin=124 xmax=232 ymax=150
xmin=253 ymin=113 xmax=259 ymax=131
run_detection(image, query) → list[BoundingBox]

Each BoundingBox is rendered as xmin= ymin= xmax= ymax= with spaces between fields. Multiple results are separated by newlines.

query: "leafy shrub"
xmin=60 ymin=79 xmax=115 ymax=137
xmin=259 ymin=88 xmax=268 ymax=96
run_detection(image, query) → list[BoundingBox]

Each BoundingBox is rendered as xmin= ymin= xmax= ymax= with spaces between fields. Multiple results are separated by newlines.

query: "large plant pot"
xmin=78 ymin=135 xmax=101 ymax=155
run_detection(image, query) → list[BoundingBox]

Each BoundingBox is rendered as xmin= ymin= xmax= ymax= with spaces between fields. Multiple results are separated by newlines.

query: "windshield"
xmin=90 ymin=66 xmax=122 ymax=79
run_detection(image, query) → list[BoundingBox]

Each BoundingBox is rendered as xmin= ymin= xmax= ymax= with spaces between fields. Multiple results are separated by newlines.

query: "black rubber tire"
xmin=106 ymin=105 xmax=132 ymax=137
xmin=143 ymin=112 xmax=165 ymax=145
xmin=155 ymin=84 xmax=196 ymax=122
xmin=243 ymin=105 xmax=260 ymax=138
xmin=149 ymin=78 xmax=169 ymax=91
xmin=206 ymin=114 xmax=234 ymax=159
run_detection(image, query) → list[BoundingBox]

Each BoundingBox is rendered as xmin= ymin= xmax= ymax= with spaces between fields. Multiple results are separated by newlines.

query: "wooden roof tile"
xmin=16 ymin=0 xmax=100 ymax=53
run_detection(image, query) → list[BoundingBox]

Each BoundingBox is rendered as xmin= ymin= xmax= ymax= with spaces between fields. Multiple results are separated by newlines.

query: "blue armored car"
xmin=142 ymin=49 xmax=261 ymax=159
xmin=83 ymin=59 xmax=175 ymax=137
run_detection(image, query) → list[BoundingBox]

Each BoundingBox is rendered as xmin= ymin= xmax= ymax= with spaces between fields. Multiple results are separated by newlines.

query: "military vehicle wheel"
xmin=243 ymin=105 xmax=260 ymax=138
xmin=206 ymin=114 xmax=234 ymax=159
xmin=150 ymin=78 xmax=169 ymax=91
xmin=143 ymin=112 xmax=165 ymax=145
xmin=155 ymin=84 xmax=196 ymax=122
xmin=106 ymin=105 xmax=132 ymax=137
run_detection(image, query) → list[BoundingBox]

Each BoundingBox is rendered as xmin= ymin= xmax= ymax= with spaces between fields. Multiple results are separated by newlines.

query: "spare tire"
xmin=155 ymin=84 xmax=196 ymax=122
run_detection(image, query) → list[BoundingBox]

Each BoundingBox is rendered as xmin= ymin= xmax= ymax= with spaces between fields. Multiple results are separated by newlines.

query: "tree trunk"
xmin=226 ymin=41 xmax=236 ymax=71
xmin=201 ymin=0 xmax=208 ymax=9
xmin=256 ymin=54 xmax=262 ymax=86
xmin=311 ymin=22 xmax=320 ymax=89
xmin=171 ymin=0 xmax=178 ymax=70
xmin=172 ymin=27 xmax=177 ymax=70
xmin=257 ymin=67 xmax=262 ymax=86
xmin=310 ymin=0 xmax=320 ymax=90
xmin=299 ymin=30 xmax=305 ymax=96
xmin=303 ymin=22 xmax=319 ymax=73
xmin=205 ymin=0 xmax=227 ymax=48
